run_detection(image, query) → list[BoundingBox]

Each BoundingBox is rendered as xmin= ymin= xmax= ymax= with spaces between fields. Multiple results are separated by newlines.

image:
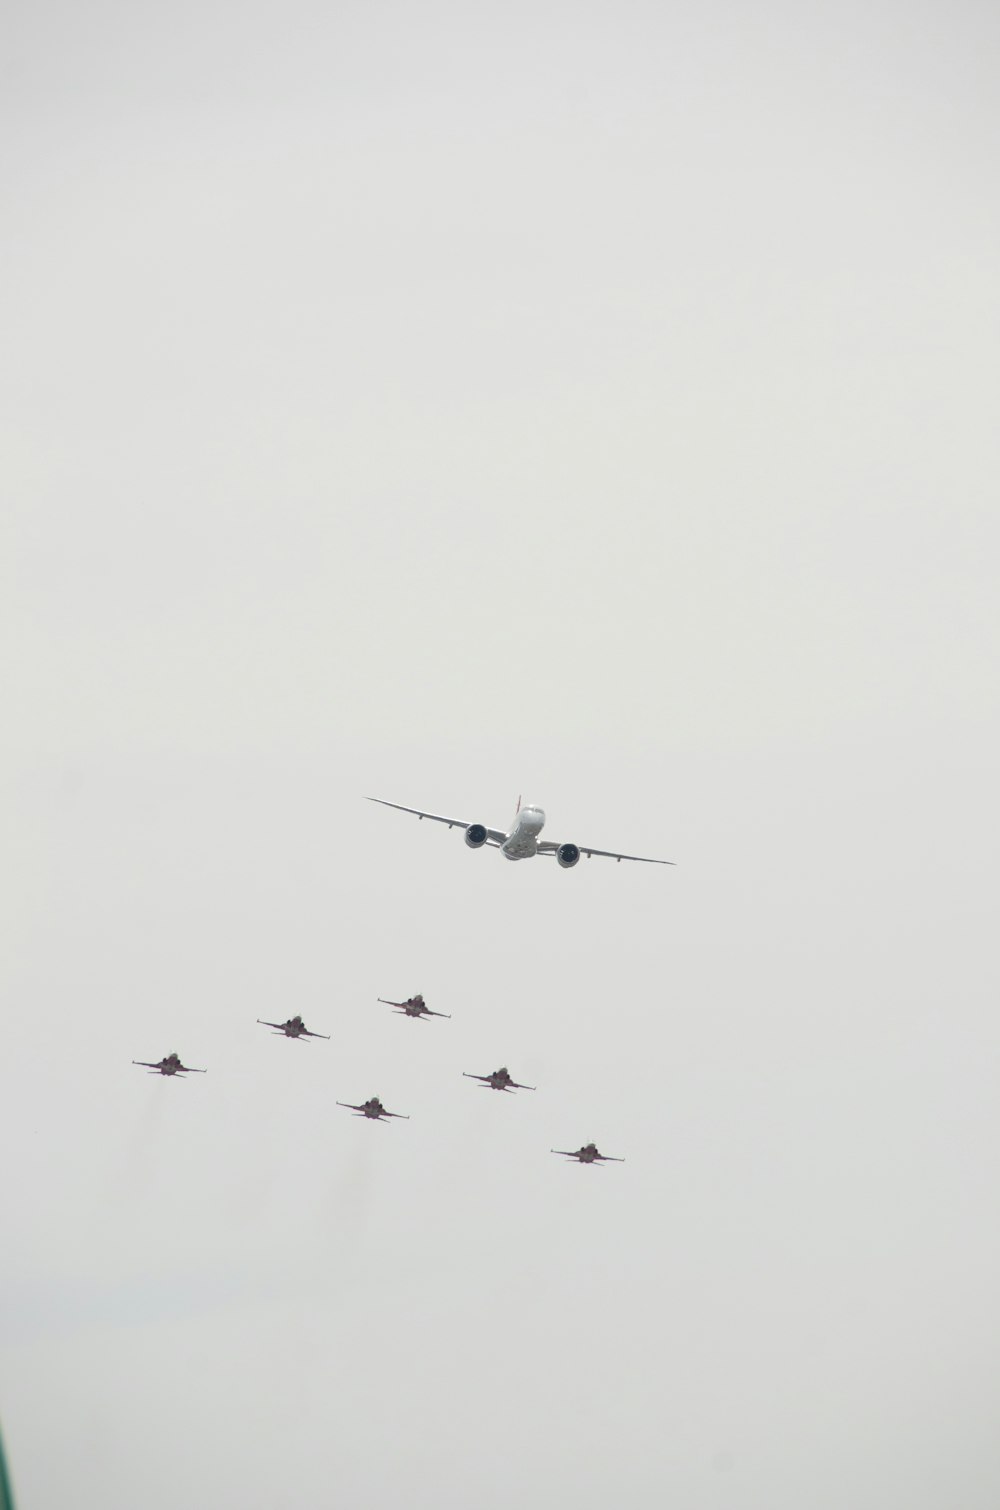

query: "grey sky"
xmin=3 ymin=1 xmax=999 ymax=1505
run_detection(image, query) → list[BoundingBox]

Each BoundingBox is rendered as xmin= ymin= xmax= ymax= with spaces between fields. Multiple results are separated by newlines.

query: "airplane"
xmin=551 ymin=1143 xmax=624 ymax=1164
xmin=132 ymin=1053 xmax=206 ymax=1077
xmin=336 ymin=1097 xmax=409 ymax=1122
xmin=257 ymin=1015 xmax=330 ymax=1040
xmin=366 ymin=796 xmax=674 ymax=867
xmin=463 ymin=1066 xmax=535 ymax=1093
xmin=378 ymin=994 xmax=451 ymax=1021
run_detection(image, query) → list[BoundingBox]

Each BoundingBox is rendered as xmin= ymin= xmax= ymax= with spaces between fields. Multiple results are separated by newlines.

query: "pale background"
xmin=3 ymin=1 xmax=999 ymax=1505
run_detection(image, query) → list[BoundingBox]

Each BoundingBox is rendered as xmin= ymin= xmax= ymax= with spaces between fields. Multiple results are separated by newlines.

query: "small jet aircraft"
xmin=336 ymin=1096 xmax=409 ymax=1122
xmin=551 ymin=1143 xmax=624 ymax=1164
xmin=378 ymin=994 xmax=450 ymax=1021
xmin=257 ymin=1015 xmax=330 ymax=1040
xmin=132 ymin=1053 xmax=206 ymax=1077
xmin=463 ymin=1066 xmax=536 ymax=1093
xmin=366 ymin=796 xmax=674 ymax=867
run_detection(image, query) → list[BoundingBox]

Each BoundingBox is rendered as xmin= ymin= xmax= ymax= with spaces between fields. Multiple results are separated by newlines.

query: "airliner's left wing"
xmin=366 ymin=797 xmax=507 ymax=843
xmin=537 ymin=841 xmax=675 ymax=866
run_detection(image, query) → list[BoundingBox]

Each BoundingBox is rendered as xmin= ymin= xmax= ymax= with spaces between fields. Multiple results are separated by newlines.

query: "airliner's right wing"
xmin=537 ymin=840 xmax=675 ymax=866
xmin=578 ymin=844 xmax=675 ymax=866
xmin=366 ymin=797 xmax=507 ymax=843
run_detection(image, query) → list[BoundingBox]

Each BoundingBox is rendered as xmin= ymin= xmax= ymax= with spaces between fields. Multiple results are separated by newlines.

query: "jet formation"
xmin=129 ymin=796 xmax=667 ymax=1160
xmin=132 ymin=998 xmax=619 ymax=1164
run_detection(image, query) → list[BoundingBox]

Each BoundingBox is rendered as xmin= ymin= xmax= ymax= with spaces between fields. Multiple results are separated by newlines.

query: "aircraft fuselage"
xmin=500 ymin=805 xmax=546 ymax=861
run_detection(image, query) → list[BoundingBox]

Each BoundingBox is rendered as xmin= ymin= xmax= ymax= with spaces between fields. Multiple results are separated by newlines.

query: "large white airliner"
xmin=366 ymin=796 xmax=674 ymax=868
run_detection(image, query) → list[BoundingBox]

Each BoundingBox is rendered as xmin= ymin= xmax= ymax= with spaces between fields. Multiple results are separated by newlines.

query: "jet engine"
xmin=556 ymin=842 xmax=581 ymax=869
xmin=465 ymin=823 xmax=489 ymax=849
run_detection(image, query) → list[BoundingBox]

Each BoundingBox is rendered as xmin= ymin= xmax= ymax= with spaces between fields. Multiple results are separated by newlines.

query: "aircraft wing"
xmin=366 ymin=797 xmax=506 ymax=843
xmin=537 ymin=841 xmax=674 ymax=866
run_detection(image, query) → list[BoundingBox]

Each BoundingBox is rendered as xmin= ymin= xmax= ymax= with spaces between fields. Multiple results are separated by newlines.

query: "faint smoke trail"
xmin=314 ymin=1132 xmax=376 ymax=1283
xmin=117 ymin=1077 xmax=167 ymax=1198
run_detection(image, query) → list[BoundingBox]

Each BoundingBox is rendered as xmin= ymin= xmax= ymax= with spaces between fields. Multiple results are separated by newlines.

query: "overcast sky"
xmin=3 ymin=1 xmax=999 ymax=1505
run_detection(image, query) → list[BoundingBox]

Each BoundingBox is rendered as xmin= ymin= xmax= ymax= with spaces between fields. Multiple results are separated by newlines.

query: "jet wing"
xmin=366 ymin=797 xmax=506 ymax=843
xmin=537 ymin=841 xmax=674 ymax=866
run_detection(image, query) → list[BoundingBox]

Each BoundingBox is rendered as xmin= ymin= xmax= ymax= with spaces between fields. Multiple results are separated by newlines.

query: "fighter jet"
xmin=378 ymin=994 xmax=450 ymax=1021
xmin=132 ymin=1053 xmax=206 ymax=1077
xmin=463 ymin=1066 xmax=535 ymax=1093
xmin=551 ymin=1143 xmax=624 ymax=1164
xmin=257 ymin=1015 xmax=330 ymax=1040
xmin=336 ymin=1097 xmax=409 ymax=1121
